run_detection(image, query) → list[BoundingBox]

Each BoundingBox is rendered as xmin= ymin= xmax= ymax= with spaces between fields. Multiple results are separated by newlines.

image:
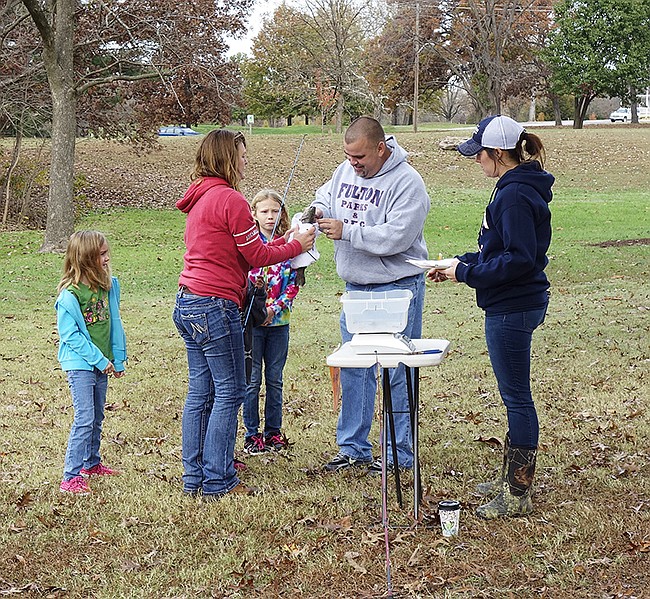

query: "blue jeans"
xmin=244 ymin=324 xmax=289 ymax=438
xmin=484 ymin=303 xmax=548 ymax=449
xmin=337 ymin=274 xmax=425 ymax=467
xmin=63 ymin=368 xmax=108 ymax=480
xmin=172 ymin=290 xmax=245 ymax=496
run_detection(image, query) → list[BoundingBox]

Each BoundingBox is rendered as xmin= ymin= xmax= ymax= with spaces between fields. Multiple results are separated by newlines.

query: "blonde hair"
xmin=58 ymin=230 xmax=112 ymax=293
xmin=191 ymin=129 xmax=246 ymax=191
xmin=250 ymin=189 xmax=290 ymax=237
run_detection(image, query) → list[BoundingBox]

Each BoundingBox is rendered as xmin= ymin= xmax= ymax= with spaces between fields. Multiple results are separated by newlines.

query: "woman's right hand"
xmin=427 ymin=258 xmax=460 ymax=283
xmin=293 ymin=226 xmax=316 ymax=252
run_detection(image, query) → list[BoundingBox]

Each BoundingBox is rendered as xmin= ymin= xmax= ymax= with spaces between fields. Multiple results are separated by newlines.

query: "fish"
xmin=294 ymin=207 xmax=317 ymax=287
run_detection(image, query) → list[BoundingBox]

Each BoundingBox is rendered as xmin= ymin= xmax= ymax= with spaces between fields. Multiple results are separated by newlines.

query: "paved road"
xmin=433 ymin=118 xmax=637 ymax=132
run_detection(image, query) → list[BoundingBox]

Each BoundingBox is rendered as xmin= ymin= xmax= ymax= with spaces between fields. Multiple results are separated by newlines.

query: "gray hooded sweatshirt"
xmin=312 ymin=135 xmax=430 ymax=285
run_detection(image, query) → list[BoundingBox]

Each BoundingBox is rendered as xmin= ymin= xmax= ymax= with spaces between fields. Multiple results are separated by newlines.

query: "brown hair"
xmin=58 ymin=230 xmax=112 ymax=293
xmin=486 ymin=131 xmax=546 ymax=169
xmin=344 ymin=116 xmax=385 ymax=146
xmin=191 ymin=129 xmax=246 ymax=190
xmin=250 ymin=189 xmax=290 ymax=237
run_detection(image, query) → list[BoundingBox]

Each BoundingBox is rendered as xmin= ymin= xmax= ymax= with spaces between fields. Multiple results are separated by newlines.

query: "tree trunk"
xmin=528 ymin=95 xmax=536 ymax=122
xmin=630 ymin=85 xmax=638 ymax=124
xmin=42 ymin=81 xmax=76 ymax=252
xmin=335 ymin=94 xmax=344 ymax=134
xmin=2 ymin=131 xmax=22 ymax=227
xmin=25 ymin=0 xmax=77 ymax=252
xmin=552 ymin=96 xmax=562 ymax=126
xmin=573 ymin=95 xmax=593 ymax=130
xmin=489 ymin=80 xmax=501 ymax=115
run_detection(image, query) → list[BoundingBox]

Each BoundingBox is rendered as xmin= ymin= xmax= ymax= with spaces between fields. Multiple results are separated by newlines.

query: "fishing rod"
xmin=269 ymin=133 xmax=307 ymax=240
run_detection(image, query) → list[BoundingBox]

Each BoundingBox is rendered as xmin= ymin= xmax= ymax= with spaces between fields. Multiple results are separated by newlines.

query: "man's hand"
xmin=317 ymin=218 xmax=343 ymax=240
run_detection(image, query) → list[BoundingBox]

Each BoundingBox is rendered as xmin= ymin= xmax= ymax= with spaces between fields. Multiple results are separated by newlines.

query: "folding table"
xmin=326 ymin=338 xmax=450 ymax=520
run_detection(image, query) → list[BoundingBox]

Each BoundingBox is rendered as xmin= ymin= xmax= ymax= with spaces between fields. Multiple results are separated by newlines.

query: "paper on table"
xmin=406 ymin=258 xmax=454 ymax=270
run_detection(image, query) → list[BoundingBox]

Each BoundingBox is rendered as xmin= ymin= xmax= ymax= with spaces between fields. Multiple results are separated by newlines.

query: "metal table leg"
xmin=382 ymin=368 xmax=403 ymax=508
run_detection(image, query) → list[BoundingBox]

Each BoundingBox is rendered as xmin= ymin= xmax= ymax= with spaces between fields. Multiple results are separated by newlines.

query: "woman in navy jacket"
xmin=429 ymin=115 xmax=553 ymax=519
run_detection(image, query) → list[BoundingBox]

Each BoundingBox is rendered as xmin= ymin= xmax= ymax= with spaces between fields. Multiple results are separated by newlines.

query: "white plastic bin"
xmin=340 ymin=289 xmax=413 ymax=333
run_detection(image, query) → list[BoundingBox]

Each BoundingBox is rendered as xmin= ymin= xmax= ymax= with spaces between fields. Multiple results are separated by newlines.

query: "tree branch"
xmin=20 ymin=0 xmax=53 ymax=49
xmin=75 ymin=70 xmax=172 ymax=95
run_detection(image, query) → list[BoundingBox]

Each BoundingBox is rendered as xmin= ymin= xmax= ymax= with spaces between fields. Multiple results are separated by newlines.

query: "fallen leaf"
xmin=407 ymin=545 xmax=423 ymax=567
xmin=320 ymin=515 xmax=352 ymax=532
xmin=344 ymin=551 xmax=367 ymax=574
xmin=613 ymin=463 xmax=640 ymax=478
xmin=15 ymin=492 xmax=34 ymax=510
xmin=474 ymin=436 xmax=502 ymax=449
xmin=361 ymin=530 xmax=384 ymax=545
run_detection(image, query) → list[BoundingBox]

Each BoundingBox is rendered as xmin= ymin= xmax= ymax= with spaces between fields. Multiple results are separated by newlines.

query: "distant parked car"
xmin=158 ymin=126 xmax=200 ymax=136
xmin=609 ymin=108 xmax=631 ymax=122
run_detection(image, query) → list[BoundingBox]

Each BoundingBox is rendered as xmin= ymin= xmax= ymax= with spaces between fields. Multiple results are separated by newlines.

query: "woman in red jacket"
xmin=173 ymin=130 xmax=314 ymax=500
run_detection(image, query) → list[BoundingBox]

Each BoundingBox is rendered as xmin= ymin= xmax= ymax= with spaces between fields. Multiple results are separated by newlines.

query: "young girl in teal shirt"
xmin=56 ymin=231 xmax=127 ymax=494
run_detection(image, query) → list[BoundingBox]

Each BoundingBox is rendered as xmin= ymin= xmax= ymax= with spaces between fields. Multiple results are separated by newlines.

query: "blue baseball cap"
xmin=457 ymin=115 xmax=525 ymax=156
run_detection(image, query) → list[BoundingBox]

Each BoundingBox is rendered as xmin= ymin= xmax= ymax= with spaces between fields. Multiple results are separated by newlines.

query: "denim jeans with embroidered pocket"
xmin=172 ymin=291 xmax=245 ymax=496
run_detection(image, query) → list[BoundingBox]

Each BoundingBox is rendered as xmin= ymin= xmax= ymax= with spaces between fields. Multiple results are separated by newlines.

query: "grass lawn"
xmin=0 ymin=126 xmax=649 ymax=598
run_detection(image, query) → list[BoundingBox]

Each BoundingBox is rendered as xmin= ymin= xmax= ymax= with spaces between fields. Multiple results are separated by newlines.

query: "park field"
xmin=1 ymin=125 xmax=649 ymax=597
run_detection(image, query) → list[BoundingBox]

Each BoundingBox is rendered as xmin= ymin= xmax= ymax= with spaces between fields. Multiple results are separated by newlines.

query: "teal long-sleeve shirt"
xmin=55 ymin=276 xmax=127 ymax=372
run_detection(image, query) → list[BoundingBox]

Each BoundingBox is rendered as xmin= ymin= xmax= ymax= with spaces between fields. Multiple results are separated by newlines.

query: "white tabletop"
xmin=326 ymin=338 xmax=450 ymax=369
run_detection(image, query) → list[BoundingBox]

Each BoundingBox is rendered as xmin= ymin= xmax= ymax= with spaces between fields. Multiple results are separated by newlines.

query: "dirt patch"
xmin=590 ymin=238 xmax=650 ymax=247
xmin=5 ymin=125 xmax=650 ymax=227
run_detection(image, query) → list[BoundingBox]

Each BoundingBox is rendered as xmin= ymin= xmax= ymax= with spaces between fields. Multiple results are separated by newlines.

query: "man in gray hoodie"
xmin=312 ymin=116 xmax=430 ymax=473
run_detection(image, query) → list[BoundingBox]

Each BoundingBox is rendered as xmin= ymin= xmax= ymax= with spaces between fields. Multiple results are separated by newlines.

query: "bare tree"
xmin=434 ymin=0 xmax=554 ymax=118
xmin=364 ymin=2 xmax=448 ymax=124
xmin=298 ymin=0 xmax=370 ymax=132
xmin=1 ymin=1 xmax=51 ymax=227
xmin=5 ymin=0 xmax=251 ymax=251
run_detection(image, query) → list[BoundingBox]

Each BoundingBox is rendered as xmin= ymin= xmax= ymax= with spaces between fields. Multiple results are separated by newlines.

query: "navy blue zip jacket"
xmin=455 ymin=160 xmax=554 ymax=314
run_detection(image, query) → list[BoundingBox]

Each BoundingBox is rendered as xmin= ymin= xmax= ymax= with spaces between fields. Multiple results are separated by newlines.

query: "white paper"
xmin=406 ymin=258 xmax=454 ymax=270
xmin=290 ymin=212 xmax=320 ymax=269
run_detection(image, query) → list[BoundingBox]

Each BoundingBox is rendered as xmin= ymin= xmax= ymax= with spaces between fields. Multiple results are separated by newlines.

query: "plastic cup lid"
xmin=438 ymin=500 xmax=461 ymax=511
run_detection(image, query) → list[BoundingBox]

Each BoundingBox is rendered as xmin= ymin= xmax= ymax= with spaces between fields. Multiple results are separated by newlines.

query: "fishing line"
xmin=270 ymin=134 xmax=307 ymax=241
xmin=376 ymin=360 xmax=394 ymax=596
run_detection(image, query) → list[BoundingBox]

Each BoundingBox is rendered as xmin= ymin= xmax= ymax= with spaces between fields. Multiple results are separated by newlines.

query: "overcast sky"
xmin=225 ymin=0 xmax=283 ymax=57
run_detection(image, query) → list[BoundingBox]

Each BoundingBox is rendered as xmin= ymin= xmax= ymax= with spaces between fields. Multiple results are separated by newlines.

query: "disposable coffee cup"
xmin=438 ymin=500 xmax=461 ymax=537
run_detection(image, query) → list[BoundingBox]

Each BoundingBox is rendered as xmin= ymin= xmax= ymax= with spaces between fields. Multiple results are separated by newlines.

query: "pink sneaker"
xmin=80 ymin=463 xmax=119 ymax=477
xmin=60 ymin=476 xmax=91 ymax=495
xmin=234 ymin=459 xmax=247 ymax=471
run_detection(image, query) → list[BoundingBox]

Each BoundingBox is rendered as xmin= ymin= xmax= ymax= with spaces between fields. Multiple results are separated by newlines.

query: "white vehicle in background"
xmin=609 ymin=106 xmax=650 ymax=122
xmin=610 ymin=107 xmax=631 ymax=122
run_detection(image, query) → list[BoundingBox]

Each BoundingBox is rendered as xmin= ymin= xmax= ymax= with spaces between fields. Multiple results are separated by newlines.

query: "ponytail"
xmin=514 ymin=132 xmax=546 ymax=168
